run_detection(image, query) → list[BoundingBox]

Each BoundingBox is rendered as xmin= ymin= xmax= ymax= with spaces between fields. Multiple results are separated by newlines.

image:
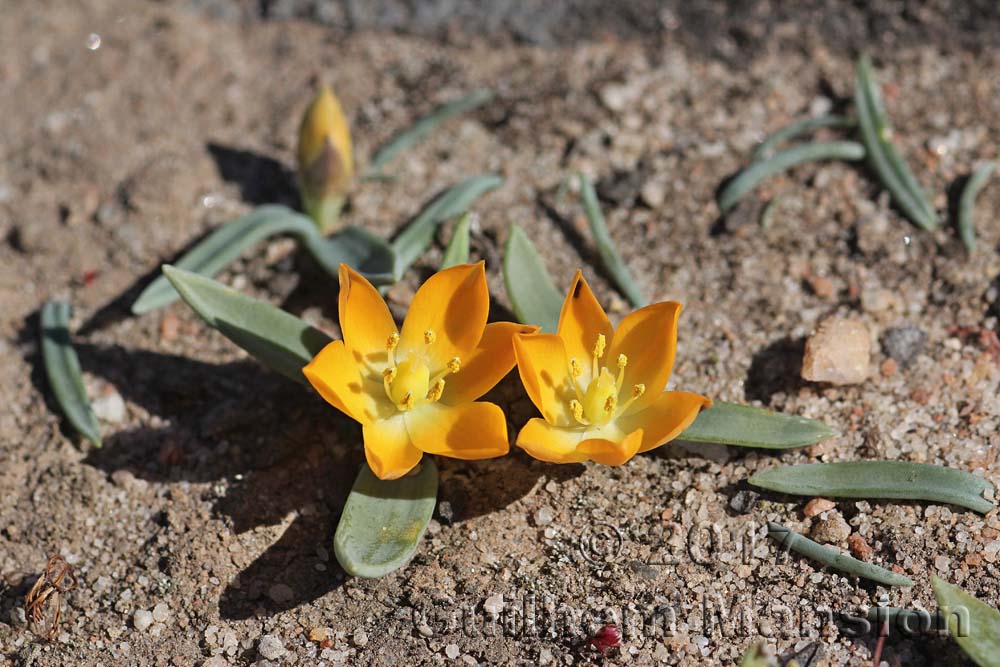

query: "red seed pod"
xmin=587 ymin=624 xmax=622 ymax=653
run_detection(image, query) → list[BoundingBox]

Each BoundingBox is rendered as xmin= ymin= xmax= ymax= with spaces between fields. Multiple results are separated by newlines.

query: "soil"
xmin=2 ymin=1 xmax=1000 ymax=666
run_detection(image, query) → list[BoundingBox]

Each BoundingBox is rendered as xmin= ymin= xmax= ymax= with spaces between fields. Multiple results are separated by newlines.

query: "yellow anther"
xmin=423 ymin=329 xmax=437 ymax=345
xmin=386 ymin=332 xmax=399 ymax=350
xmin=382 ymin=366 xmax=397 ymax=382
xmin=427 ymin=379 xmax=446 ymax=402
xmin=448 ymin=357 xmax=461 ymax=374
xmin=593 ymin=334 xmax=606 ymax=359
xmin=400 ymin=392 xmax=415 ymax=411
xmin=615 ymin=354 xmax=628 ymax=391
xmin=617 ymin=354 xmax=628 ymax=369
xmin=569 ymin=399 xmax=589 ymax=425
xmin=603 ymin=395 xmax=616 ymax=413
xmin=632 ymin=383 xmax=646 ymax=398
xmin=570 ymin=358 xmax=583 ymax=378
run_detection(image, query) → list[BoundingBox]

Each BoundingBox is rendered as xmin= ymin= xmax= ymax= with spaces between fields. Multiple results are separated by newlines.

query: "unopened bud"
xmin=297 ymin=84 xmax=354 ymax=233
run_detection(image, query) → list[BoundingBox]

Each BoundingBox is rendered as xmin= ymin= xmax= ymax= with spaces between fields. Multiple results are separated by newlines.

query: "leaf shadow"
xmin=744 ymin=336 xmax=806 ymax=405
xmin=206 ymin=142 xmax=298 ymax=208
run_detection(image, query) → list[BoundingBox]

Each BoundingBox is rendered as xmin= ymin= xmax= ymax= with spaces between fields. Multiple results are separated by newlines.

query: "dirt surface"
xmin=2 ymin=1 xmax=1000 ymax=665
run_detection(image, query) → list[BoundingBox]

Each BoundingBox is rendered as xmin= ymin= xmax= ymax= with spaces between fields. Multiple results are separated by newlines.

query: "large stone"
xmin=801 ymin=317 xmax=871 ymax=385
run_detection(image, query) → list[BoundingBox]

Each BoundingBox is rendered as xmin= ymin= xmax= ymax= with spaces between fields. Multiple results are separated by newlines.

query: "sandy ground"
xmin=1 ymin=1 xmax=1000 ymax=665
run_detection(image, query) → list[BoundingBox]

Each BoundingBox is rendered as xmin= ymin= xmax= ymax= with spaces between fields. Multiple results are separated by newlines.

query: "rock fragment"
xmin=801 ymin=317 xmax=871 ymax=385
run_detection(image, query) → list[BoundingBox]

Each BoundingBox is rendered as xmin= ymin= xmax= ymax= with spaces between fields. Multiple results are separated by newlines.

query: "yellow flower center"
xmin=568 ymin=334 xmax=645 ymax=427
xmin=381 ymin=330 xmax=460 ymax=412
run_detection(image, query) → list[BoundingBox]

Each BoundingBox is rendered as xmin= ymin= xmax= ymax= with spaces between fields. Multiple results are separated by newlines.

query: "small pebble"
xmin=437 ymin=500 xmax=454 ymax=525
xmin=151 ymin=602 xmax=170 ymax=623
xmin=353 ymin=628 xmax=368 ymax=647
xmin=202 ymin=656 xmax=229 ymax=667
xmin=257 ymin=634 xmax=285 ymax=660
xmin=729 ymin=490 xmax=759 ymax=515
xmin=810 ymin=512 xmax=851 ymax=544
xmin=483 ymin=594 xmax=504 ymax=615
xmin=803 ymin=498 xmax=836 ymax=518
xmin=132 ymin=609 xmax=153 ymax=632
xmin=848 ymin=533 xmax=873 ymax=560
xmin=267 ymin=583 xmax=295 ymax=605
xmin=534 ymin=507 xmax=554 ymax=526
xmin=445 ymin=643 xmax=460 ymax=659
xmin=93 ymin=390 xmax=127 ymax=424
xmin=308 ymin=627 xmax=328 ymax=643
xmin=882 ymin=324 xmax=927 ymax=367
xmin=417 ymin=623 xmax=433 ymax=637
xmin=801 ymin=316 xmax=871 ymax=385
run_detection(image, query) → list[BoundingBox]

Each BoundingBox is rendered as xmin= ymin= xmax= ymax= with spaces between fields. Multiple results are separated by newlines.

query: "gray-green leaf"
xmin=391 ymin=174 xmax=503 ymax=279
xmin=41 ymin=301 xmax=101 ymax=446
xmin=752 ymin=114 xmax=857 ymax=162
xmin=718 ymin=141 xmax=866 ymax=214
xmin=740 ymin=643 xmax=773 ymax=667
xmin=932 ymin=576 xmax=1000 ymax=667
xmin=162 ymin=265 xmax=332 ymax=384
xmin=334 ymin=460 xmax=438 ymax=578
xmin=578 ymin=173 xmax=647 ymax=307
xmin=854 ymin=55 xmax=937 ymax=231
xmin=678 ymin=402 xmax=835 ymax=449
xmin=957 ymin=161 xmax=995 ymax=253
xmin=750 ymin=461 xmax=996 ymax=514
xmin=132 ymin=205 xmax=395 ymax=314
xmin=767 ymin=522 xmax=913 ymax=587
xmin=440 ymin=213 xmax=472 ymax=269
xmin=368 ymin=89 xmax=494 ymax=174
xmin=502 ymin=224 xmax=563 ymax=333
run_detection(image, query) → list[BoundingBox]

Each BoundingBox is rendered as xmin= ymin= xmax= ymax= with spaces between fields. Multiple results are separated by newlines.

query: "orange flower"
xmin=304 ymin=262 xmax=536 ymax=480
xmin=513 ymin=271 xmax=711 ymax=465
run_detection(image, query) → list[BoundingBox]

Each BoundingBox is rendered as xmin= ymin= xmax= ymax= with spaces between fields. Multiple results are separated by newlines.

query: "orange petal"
xmin=512 ymin=333 xmax=575 ymax=426
xmin=338 ymin=264 xmax=397 ymax=365
xmin=608 ymin=301 xmax=682 ymax=412
xmin=577 ymin=428 xmax=644 ymax=466
xmin=362 ymin=414 xmax=424 ymax=480
xmin=515 ymin=418 xmax=588 ymax=463
xmin=617 ymin=391 xmax=711 ymax=453
xmin=303 ymin=340 xmax=392 ymax=425
xmin=557 ymin=270 xmax=613 ymax=383
xmin=406 ymin=402 xmax=509 ymax=460
xmin=399 ymin=262 xmax=489 ymax=373
xmin=441 ymin=322 xmax=540 ymax=405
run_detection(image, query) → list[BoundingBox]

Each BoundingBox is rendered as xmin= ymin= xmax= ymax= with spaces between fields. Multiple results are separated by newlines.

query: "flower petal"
xmin=406 ymin=402 xmax=509 ymax=460
xmin=303 ymin=340 xmax=392 ymax=425
xmin=338 ymin=264 xmax=397 ymax=365
xmin=557 ymin=270 xmax=613 ymax=384
xmin=577 ymin=428 xmax=644 ymax=466
xmin=399 ymin=262 xmax=489 ymax=372
xmin=515 ymin=418 xmax=588 ymax=464
xmin=512 ymin=333 xmax=575 ymax=426
xmin=362 ymin=414 xmax=424 ymax=480
xmin=617 ymin=391 xmax=711 ymax=453
xmin=441 ymin=322 xmax=540 ymax=405
xmin=608 ymin=301 xmax=683 ymax=412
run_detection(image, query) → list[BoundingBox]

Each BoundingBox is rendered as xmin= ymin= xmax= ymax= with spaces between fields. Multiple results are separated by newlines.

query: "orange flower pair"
xmin=303 ymin=263 xmax=710 ymax=480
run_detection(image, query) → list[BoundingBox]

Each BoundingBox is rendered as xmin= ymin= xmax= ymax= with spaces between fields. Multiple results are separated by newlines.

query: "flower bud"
xmin=297 ymin=84 xmax=353 ymax=233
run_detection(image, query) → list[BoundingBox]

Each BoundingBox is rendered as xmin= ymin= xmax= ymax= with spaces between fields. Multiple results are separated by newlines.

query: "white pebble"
xmin=483 ymin=594 xmax=504 ymax=615
xmin=93 ymin=391 xmax=127 ymax=423
xmin=151 ymin=602 xmax=170 ymax=623
xmin=132 ymin=609 xmax=153 ymax=632
xmin=445 ymin=643 xmax=460 ymax=659
xmin=534 ymin=507 xmax=554 ymax=526
xmin=257 ymin=634 xmax=285 ymax=660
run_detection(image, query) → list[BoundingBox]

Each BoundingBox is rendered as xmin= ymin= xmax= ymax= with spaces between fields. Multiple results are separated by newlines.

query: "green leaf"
xmin=40 ymin=301 xmax=101 ymax=447
xmin=752 ymin=114 xmax=857 ymax=161
xmin=368 ymin=89 xmax=494 ymax=174
xmin=440 ymin=213 xmax=472 ymax=269
xmin=391 ymin=174 xmax=502 ymax=279
xmin=678 ymin=402 xmax=835 ymax=449
xmin=502 ymin=224 xmax=563 ymax=333
xmin=739 ymin=643 xmax=772 ymax=667
xmin=334 ymin=459 xmax=438 ymax=578
xmin=854 ymin=55 xmax=937 ymax=231
xmin=750 ymin=461 xmax=996 ymax=514
xmin=958 ymin=161 xmax=995 ymax=252
xmin=162 ymin=266 xmax=332 ymax=384
xmin=767 ymin=522 xmax=913 ymax=587
xmin=132 ymin=205 xmax=394 ymax=315
xmin=577 ymin=173 xmax=647 ymax=307
xmin=932 ymin=576 xmax=1000 ymax=667
xmin=718 ymin=141 xmax=866 ymax=214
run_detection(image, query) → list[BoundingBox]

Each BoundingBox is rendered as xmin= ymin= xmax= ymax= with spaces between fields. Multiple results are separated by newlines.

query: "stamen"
xmin=569 ymin=399 xmax=589 ymax=426
xmin=591 ymin=333 xmax=606 ymax=379
xmin=423 ymin=329 xmax=437 ymax=345
xmin=619 ymin=383 xmax=646 ymax=413
xmin=401 ymin=392 xmax=415 ymax=411
xmin=448 ymin=357 xmax=461 ymax=374
xmin=427 ymin=379 xmax=445 ymax=402
xmin=616 ymin=354 xmax=628 ymax=391
xmin=386 ymin=332 xmax=399 ymax=365
xmin=569 ymin=358 xmax=582 ymax=378
xmin=382 ymin=366 xmax=396 ymax=395
xmin=603 ymin=395 xmax=616 ymax=414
